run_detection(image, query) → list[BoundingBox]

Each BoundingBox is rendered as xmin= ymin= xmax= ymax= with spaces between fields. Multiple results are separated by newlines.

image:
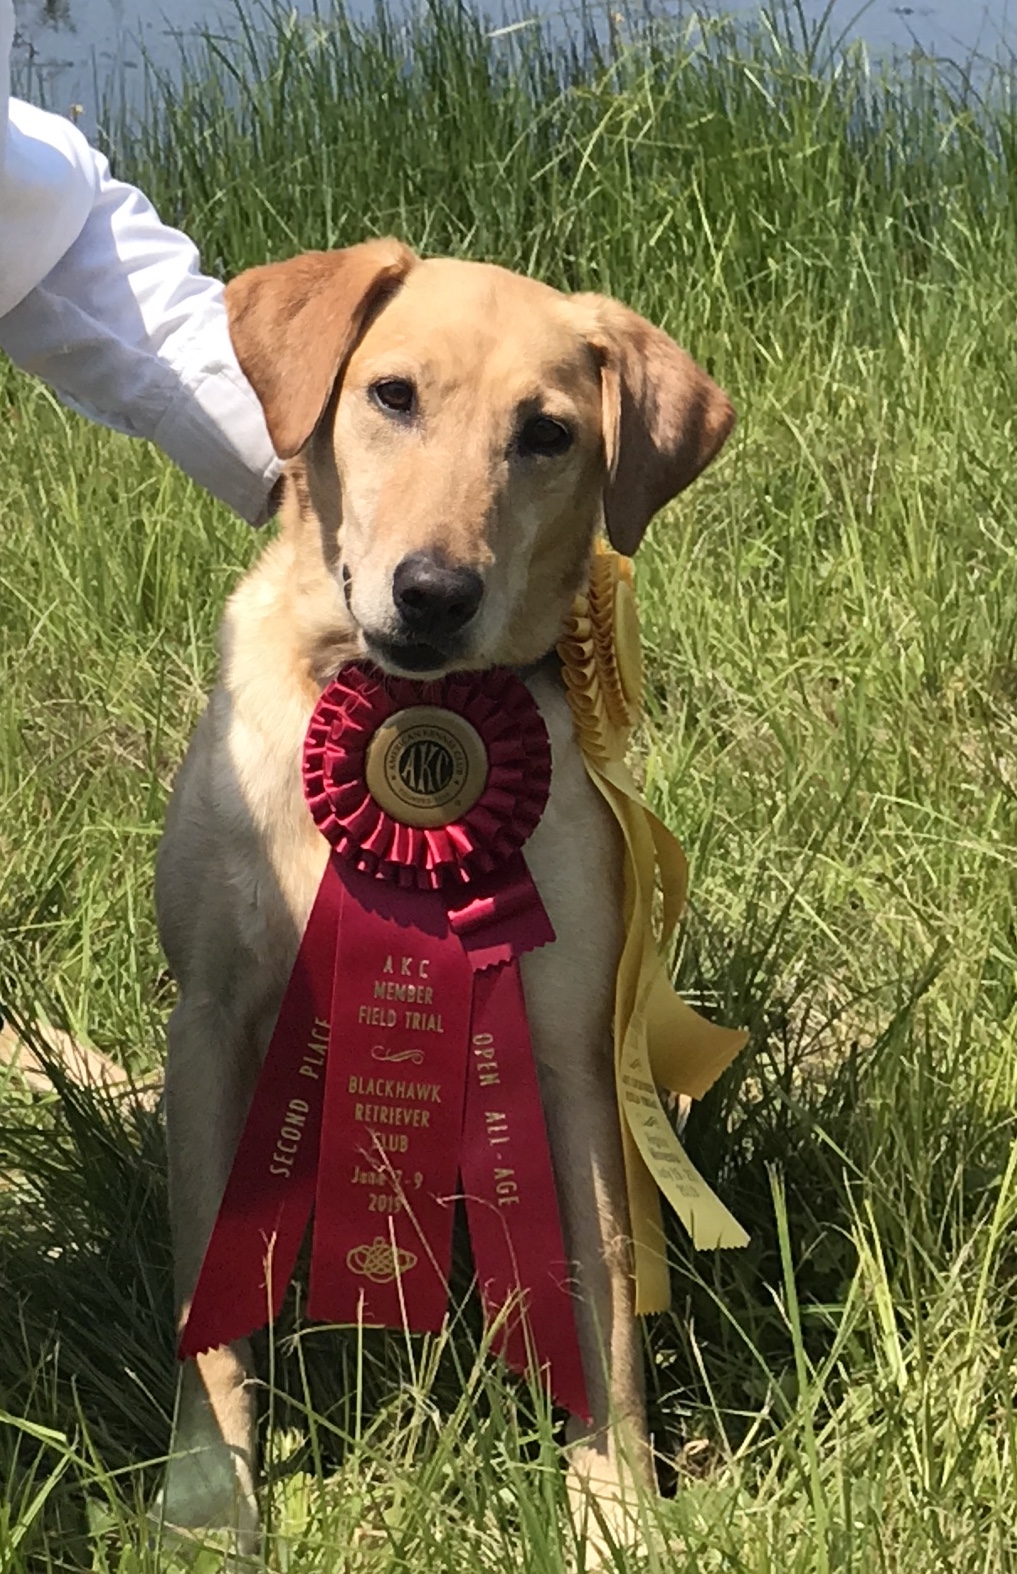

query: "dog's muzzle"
xmin=364 ymin=551 xmax=485 ymax=675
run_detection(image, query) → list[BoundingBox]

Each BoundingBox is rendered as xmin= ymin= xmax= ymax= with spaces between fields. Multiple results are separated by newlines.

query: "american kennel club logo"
xmin=365 ymin=705 xmax=489 ymax=827
xmin=399 ymin=734 xmax=455 ymax=798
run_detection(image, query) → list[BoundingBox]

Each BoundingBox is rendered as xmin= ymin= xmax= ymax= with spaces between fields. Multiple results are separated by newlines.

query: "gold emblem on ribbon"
xmin=365 ymin=705 xmax=489 ymax=828
xmin=346 ymin=1236 xmax=419 ymax=1284
xmin=559 ymin=540 xmax=750 ymax=1316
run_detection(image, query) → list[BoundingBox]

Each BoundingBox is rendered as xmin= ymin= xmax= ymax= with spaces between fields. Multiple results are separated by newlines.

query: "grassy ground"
xmin=3 ymin=2 xmax=1017 ymax=1567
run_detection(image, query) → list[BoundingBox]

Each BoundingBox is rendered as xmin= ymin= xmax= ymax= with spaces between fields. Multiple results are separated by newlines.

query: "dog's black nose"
xmin=392 ymin=553 xmax=483 ymax=640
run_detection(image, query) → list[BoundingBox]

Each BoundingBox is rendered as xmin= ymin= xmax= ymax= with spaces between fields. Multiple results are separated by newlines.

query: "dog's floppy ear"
xmin=225 ymin=239 xmax=417 ymax=459
xmin=574 ymin=295 xmax=735 ymax=555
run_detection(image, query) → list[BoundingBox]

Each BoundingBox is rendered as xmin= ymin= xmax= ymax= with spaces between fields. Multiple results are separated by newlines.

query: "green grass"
xmin=3 ymin=0 xmax=1017 ymax=1565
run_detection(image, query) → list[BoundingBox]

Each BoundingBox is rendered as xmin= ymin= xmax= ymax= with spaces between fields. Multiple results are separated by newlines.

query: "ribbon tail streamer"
xmin=308 ymin=862 xmax=473 ymax=1333
xmin=461 ymin=961 xmax=591 ymax=1422
xmin=178 ymin=860 xmax=342 ymax=1359
xmin=449 ymin=853 xmax=588 ymax=1418
xmin=585 ymin=761 xmax=749 ymax=1314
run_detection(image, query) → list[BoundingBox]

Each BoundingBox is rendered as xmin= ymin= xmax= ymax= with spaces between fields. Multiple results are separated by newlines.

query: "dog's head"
xmin=227 ymin=240 xmax=734 ymax=679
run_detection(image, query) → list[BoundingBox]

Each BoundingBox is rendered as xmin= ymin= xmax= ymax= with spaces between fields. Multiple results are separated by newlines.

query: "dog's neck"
xmin=220 ymin=469 xmax=356 ymax=712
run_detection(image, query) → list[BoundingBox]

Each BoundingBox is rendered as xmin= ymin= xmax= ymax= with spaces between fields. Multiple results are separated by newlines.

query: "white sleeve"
xmin=0 ymin=5 xmax=280 ymax=524
xmin=0 ymin=46 xmax=98 ymax=318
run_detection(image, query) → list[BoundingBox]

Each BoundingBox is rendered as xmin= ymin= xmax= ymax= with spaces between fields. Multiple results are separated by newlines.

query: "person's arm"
xmin=0 ymin=1 xmax=280 ymax=524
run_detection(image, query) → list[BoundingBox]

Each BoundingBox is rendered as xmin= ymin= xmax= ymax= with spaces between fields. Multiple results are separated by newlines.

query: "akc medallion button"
xmin=365 ymin=705 xmax=489 ymax=827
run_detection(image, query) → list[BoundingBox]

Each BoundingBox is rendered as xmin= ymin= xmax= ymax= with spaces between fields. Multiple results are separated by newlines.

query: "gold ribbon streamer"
xmin=558 ymin=543 xmax=749 ymax=1315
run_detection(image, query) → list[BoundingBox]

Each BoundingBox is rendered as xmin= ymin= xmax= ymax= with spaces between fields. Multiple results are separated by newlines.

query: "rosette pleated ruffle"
xmin=302 ymin=664 xmax=551 ymax=890
xmin=559 ymin=545 xmax=644 ymax=763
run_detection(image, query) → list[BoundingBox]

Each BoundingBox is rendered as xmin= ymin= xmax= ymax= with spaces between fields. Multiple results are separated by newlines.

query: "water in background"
xmin=10 ymin=0 xmax=1017 ymax=137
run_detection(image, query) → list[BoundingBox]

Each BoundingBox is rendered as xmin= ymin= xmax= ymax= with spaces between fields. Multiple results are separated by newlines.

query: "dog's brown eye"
xmin=372 ymin=378 xmax=415 ymax=414
xmin=519 ymin=415 xmax=572 ymax=457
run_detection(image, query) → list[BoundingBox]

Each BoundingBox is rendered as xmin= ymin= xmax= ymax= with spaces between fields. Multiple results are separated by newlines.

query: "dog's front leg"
xmin=525 ymin=965 xmax=655 ymax=1539
xmin=159 ymin=991 xmax=263 ymax=1552
xmin=521 ymin=677 xmax=655 ymax=1552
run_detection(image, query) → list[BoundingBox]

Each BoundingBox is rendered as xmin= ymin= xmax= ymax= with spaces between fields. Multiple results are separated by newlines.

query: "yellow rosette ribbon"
xmin=558 ymin=541 xmax=749 ymax=1315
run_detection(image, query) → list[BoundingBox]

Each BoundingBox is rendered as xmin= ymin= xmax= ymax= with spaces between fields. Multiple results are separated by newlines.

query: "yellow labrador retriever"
xmin=155 ymin=239 xmax=734 ymax=1549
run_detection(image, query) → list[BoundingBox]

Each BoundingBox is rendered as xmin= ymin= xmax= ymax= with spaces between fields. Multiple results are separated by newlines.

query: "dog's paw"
xmin=155 ymin=1444 xmax=259 ymax=1559
xmin=565 ymin=1441 xmax=657 ymax=1570
xmin=149 ymin=1519 xmax=260 ymax=1572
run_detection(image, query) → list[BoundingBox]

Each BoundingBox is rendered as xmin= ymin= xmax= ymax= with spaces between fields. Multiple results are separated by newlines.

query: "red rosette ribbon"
xmin=303 ymin=665 xmax=552 ymax=892
xmin=179 ymin=664 xmax=590 ymax=1422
